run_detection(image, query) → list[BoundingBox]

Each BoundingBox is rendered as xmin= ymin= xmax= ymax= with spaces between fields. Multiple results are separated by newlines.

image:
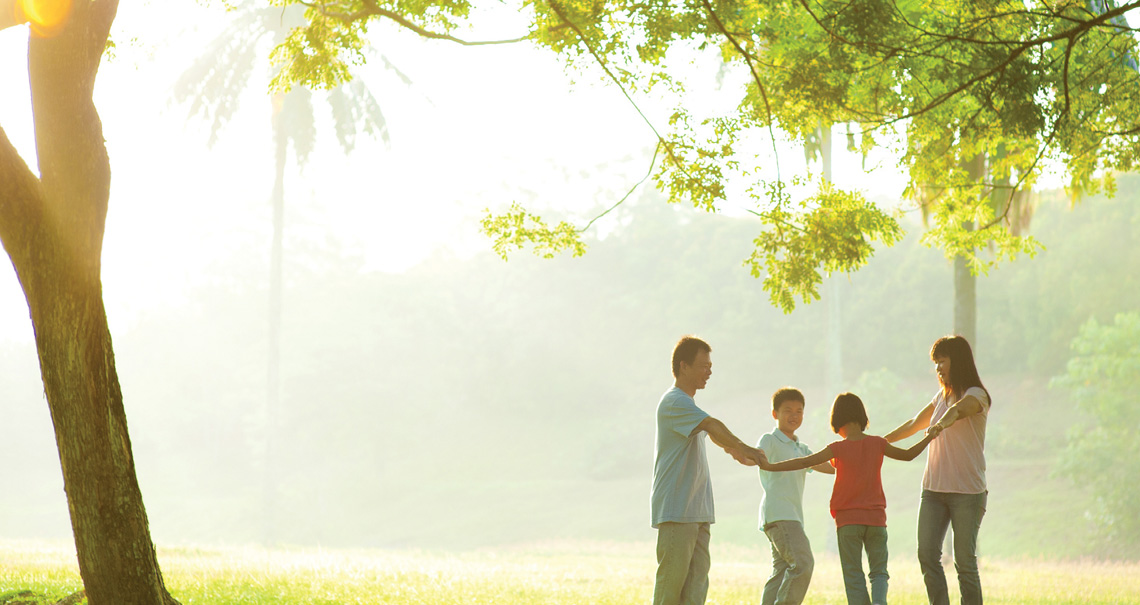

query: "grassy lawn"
xmin=2 ymin=540 xmax=1139 ymax=604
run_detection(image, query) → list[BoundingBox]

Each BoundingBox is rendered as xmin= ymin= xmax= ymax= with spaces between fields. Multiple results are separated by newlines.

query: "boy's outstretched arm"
xmin=760 ymin=447 xmax=834 ymax=472
xmin=693 ymin=417 xmax=765 ymax=466
xmin=811 ymin=461 xmax=836 ymax=475
xmin=884 ymin=426 xmax=942 ymax=461
xmin=885 ymin=402 xmax=935 ymax=443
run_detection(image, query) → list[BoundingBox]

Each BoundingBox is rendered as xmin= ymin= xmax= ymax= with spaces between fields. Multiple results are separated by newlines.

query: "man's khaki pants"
xmin=653 ymin=522 xmax=711 ymax=605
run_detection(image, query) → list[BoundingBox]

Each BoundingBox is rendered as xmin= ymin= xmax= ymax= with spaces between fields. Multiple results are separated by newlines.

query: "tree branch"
xmin=0 ymin=125 xmax=44 ymax=263
xmin=801 ymin=0 xmax=1140 ymax=127
xmin=700 ymin=0 xmax=783 ymax=184
xmin=578 ymin=141 xmax=660 ymax=233
xmin=541 ymin=0 xmax=707 ymax=199
xmin=299 ymin=0 xmax=531 ymax=45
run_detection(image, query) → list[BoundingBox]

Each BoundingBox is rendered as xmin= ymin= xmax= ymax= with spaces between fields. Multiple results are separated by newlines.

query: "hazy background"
xmin=0 ymin=1 xmax=1137 ymax=563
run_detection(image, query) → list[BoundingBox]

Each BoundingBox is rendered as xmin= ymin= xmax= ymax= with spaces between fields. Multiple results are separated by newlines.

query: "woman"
xmin=886 ymin=335 xmax=991 ymax=605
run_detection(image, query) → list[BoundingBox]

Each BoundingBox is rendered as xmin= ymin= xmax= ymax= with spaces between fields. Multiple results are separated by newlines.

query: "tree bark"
xmin=0 ymin=2 xmax=179 ymax=603
xmin=953 ymin=154 xmax=984 ymax=347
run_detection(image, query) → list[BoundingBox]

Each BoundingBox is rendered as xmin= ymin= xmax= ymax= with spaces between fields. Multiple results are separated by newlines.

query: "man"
xmin=651 ymin=335 xmax=766 ymax=605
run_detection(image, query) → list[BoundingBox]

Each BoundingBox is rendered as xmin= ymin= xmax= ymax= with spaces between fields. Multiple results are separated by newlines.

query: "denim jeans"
xmin=762 ymin=520 xmax=815 ymax=605
xmin=918 ymin=490 xmax=987 ymax=605
xmin=836 ymin=524 xmax=889 ymax=605
xmin=654 ymin=522 xmax=711 ymax=605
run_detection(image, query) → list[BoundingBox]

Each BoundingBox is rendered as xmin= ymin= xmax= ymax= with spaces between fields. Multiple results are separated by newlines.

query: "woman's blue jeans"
xmin=917 ymin=490 xmax=987 ymax=605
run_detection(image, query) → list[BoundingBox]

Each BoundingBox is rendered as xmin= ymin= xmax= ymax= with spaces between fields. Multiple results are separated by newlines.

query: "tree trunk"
xmin=0 ymin=2 xmax=178 ymax=603
xmin=953 ymin=154 xmax=984 ymax=346
xmin=819 ymin=123 xmax=843 ymax=398
xmin=952 ymin=235 xmax=976 ymax=345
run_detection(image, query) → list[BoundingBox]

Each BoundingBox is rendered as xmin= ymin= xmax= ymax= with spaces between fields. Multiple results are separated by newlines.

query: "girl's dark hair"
xmin=930 ymin=335 xmax=992 ymax=407
xmin=830 ymin=392 xmax=868 ymax=433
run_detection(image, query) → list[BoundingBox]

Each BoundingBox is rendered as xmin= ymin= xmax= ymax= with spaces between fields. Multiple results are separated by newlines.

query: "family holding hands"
xmin=652 ymin=335 xmax=990 ymax=605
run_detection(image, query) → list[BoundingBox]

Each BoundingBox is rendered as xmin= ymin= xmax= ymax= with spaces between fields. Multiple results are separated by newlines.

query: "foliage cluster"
xmin=1051 ymin=311 xmax=1140 ymax=556
xmin=263 ymin=0 xmax=1139 ymax=311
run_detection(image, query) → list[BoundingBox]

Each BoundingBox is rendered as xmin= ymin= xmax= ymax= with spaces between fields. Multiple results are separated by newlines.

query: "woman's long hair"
xmin=931 ymin=335 xmax=992 ymax=407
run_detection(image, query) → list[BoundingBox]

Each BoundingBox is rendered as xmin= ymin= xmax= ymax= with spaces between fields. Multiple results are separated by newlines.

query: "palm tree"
xmin=172 ymin=2 xmax=390 ymax=543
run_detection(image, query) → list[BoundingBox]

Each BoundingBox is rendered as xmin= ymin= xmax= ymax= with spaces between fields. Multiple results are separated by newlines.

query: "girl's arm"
xmin=884 ymin=428 xmax=941 ymax=462
xmin=760 ymin=446 xmax=834 ymax=472
xmin=811 ymin=461 xmax=836 ymax=475
xmin=884 ymin=402 xmax=935 ymax=443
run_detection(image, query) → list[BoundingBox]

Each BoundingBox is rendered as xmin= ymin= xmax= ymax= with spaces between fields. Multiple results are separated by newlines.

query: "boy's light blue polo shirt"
xmin=757 ymin=428 xmax=814 ymax=527
xmin=651 ymin=386 xmax=712 ymax=528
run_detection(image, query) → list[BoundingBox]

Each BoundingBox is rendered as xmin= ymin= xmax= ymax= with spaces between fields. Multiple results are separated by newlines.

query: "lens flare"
xmin=18 ymin=0 xmax=72 ymax=36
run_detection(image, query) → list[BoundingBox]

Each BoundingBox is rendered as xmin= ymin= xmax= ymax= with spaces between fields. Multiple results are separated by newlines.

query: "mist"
xmin=0 ymin=1 xmax=1137 ymax=566
xmin=2 ymin=175 xmax=1137 ymax=560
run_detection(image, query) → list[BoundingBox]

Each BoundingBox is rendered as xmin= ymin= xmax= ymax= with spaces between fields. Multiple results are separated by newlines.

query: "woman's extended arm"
xmin=932 ymin=394 xmax=985 ymax=431
xmin=760 ymin=446 xmax=834 ymax=472
xmin=884 ymin=402 xmax=935 ymax=443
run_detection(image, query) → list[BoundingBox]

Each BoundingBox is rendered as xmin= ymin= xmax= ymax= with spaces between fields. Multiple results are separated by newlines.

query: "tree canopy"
xmin=265 ymin=0 xmax=1140 ymax=310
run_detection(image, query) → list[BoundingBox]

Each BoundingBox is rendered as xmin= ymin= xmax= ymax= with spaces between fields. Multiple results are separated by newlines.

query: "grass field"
xmin=2 ymin=540 xmax=1139 ymax=604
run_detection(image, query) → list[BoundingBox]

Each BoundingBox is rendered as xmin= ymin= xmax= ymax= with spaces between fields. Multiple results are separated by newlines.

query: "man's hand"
xmin=729 ymin=447 xmax=757 ymax=466
xmin=730 ymin=446 xmax=766 ymax=467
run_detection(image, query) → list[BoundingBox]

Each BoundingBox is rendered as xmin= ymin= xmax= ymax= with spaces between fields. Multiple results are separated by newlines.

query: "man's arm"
xmin=884 ymin=402 xmax=935 ymax=443
xmin=693 ymin=417 xmax=764 ymax=466
xmin=930 ymin=394 xmax=985 ymax=431
xmin=759 ymin=447 xmax=834 ymax=472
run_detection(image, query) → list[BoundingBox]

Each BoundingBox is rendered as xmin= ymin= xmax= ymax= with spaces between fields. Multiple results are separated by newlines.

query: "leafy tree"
xmin=268 ymin=0 xmax=1139 ymax=313
xmin=0 ymin=2 xmax=179 ymax=603
xmin=1051 ymin=311 xmax=1140 ymax=556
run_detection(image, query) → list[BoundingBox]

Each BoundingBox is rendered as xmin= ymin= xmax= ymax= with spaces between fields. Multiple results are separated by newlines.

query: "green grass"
xmin=1 ymin=540 xmax=1138 ymax=604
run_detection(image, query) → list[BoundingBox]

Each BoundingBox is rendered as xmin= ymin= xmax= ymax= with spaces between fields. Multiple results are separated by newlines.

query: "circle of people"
xmin=652 ymin=335 xmax=990 ymax=605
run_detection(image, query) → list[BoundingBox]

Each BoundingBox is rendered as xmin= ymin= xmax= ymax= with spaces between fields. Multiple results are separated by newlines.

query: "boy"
xmin=756 ymin=387 xmax=835 ymax=605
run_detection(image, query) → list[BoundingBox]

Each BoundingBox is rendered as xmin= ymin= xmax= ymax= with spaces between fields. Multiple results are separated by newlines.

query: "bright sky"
xmin=0 ymin=1 xmax=914 ymax=345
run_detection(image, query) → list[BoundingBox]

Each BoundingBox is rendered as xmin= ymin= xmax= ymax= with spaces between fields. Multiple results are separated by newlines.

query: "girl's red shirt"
xmin=828 ymin=436 xmax=888 ymax=528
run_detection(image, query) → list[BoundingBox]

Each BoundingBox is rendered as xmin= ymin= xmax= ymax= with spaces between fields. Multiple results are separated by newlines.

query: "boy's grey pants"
xmin=762 ymin=520 xmax=815 ymax=605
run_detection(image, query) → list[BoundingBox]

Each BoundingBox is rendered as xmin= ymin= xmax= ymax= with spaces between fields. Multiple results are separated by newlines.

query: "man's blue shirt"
xmin=651 ymin=386 xmax=712 ymax=528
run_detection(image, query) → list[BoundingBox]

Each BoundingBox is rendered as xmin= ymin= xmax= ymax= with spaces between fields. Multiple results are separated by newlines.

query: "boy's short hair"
xmin=772 ymin=387 xmax=805 ymax=412
xmin=830 ymin=392 xmax=869 ymax=433
xmin=671 ymin=336 xmax=711 ymax=378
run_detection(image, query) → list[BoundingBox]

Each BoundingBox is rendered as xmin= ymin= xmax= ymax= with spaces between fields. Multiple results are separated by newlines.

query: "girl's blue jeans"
xmin=837 ymin=524 xmax=888 ymax=605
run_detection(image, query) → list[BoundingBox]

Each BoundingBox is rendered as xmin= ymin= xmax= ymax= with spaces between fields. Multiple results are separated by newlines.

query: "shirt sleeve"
xmin=662 ymin=395 xmax=709 ymax=438
xmin=964 ymin=386 xmax=990 ymax=413
xmin=758 ymin=433 xmax=775 ymax=452
xmin=874 ymin=435 xmax=889 ymax=453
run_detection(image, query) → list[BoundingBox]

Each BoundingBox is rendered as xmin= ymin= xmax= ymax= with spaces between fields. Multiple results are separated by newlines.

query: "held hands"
xmin=755 ymin=448 xmax=769 ymax=468
xmin=731 ymin=446 xmax=768 ymax=467
xmin=925 ymin=422 xmax=946 ymax=438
